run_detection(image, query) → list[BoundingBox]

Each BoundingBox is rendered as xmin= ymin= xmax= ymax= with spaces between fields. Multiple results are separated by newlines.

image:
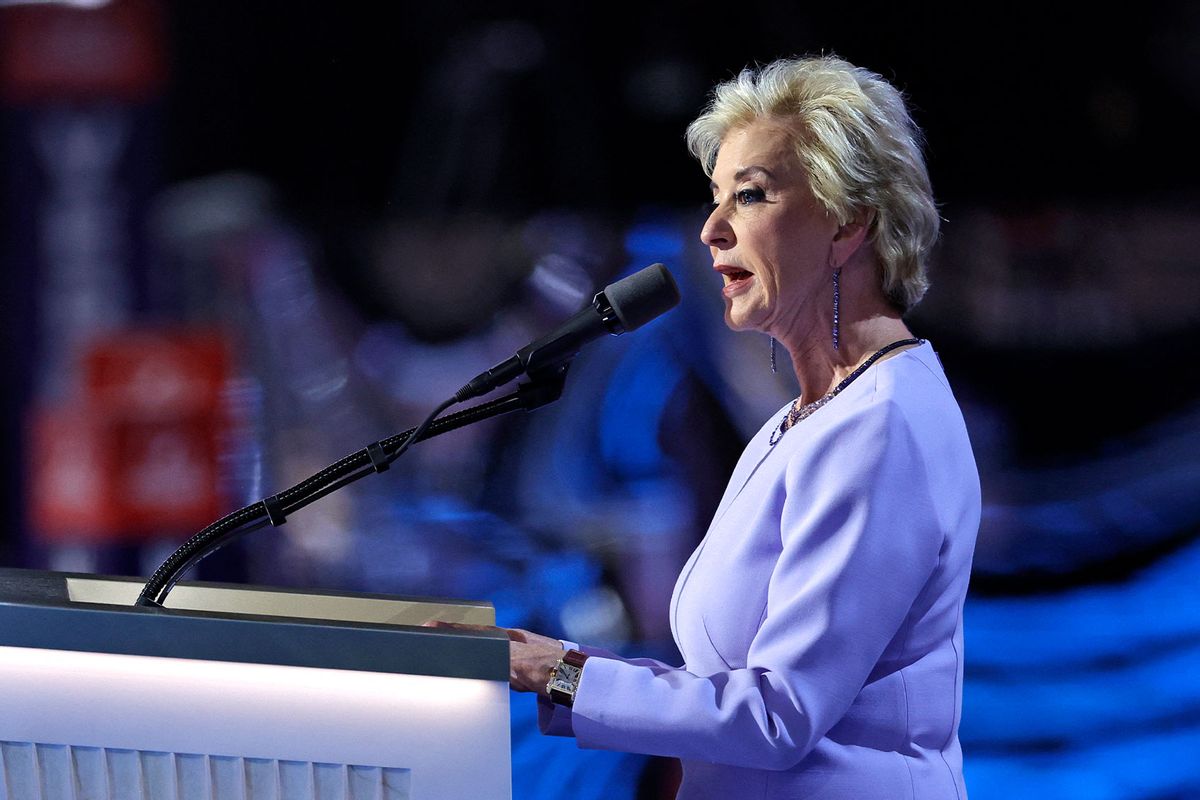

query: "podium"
xmin=0 ymin=568 xmax=511 ymax=799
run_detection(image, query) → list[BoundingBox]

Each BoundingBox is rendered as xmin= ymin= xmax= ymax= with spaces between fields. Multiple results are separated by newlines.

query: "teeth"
xmin=717 ymin=266 xmax=752 ymax=282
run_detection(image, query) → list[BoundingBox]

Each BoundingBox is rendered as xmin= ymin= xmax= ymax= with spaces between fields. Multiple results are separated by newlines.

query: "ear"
xmin=830 ymin=208 xmax=876 ymax=269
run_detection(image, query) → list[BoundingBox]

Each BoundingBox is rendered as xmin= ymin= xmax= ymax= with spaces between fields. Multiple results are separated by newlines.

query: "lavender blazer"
xmin=540 ymin=342 xmax=980 ymax=799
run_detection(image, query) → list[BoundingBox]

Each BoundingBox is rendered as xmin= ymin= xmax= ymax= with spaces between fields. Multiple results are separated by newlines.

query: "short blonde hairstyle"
xmin=686 ymin=55 xmax=939 ymax=312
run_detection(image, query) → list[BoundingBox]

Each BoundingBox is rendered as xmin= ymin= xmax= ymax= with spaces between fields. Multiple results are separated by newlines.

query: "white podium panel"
xmin=0 ymin=570 xmax=511 ymax=800
xmin=0 ymin=742 xmax=411 ymax=800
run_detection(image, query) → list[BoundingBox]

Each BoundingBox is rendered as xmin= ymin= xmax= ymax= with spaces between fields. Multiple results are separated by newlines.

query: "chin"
xmin=724 ymin=301 xmax=768 ymax=334
xmin=725 ymin=316 xmax=756 ymax=333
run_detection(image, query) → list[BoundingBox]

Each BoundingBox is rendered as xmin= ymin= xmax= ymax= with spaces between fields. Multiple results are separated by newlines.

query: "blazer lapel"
xmin=708 ymin=434 xmax=777 ymax=529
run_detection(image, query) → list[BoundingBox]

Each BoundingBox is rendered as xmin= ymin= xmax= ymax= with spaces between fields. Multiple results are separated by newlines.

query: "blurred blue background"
xmin=2 ymin=2 xmax=1199 ymax=798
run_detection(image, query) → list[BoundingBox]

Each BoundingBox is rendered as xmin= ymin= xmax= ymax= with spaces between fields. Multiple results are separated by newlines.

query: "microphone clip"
xmin=518 ymin=364 xmax=569 ymax=411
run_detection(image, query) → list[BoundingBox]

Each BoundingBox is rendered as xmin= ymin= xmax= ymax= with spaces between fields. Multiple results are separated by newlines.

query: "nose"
xmin=700 ymin=202 xmax=734 ymax=249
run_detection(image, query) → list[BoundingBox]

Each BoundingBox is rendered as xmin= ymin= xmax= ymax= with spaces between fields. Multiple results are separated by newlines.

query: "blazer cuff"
xmin=537 ymin=694 xmax=576 ymax=737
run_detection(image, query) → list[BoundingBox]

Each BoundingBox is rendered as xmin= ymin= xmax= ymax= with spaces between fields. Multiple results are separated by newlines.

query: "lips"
xmin=715 ymin=264 xmax=755 ymax=297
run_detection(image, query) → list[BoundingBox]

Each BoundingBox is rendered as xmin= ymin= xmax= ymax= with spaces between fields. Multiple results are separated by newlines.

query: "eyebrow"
xmin=709 ymin=165 xmax=776 ymax=192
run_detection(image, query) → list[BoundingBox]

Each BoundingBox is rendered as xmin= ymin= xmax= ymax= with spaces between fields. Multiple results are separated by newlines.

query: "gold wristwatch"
xmin=546 ymin=649 xmax=588 ymax=707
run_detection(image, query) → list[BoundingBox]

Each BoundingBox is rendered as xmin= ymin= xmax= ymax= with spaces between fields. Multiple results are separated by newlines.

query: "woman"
xmin=445 ymin=55 xmax=980 ymax=799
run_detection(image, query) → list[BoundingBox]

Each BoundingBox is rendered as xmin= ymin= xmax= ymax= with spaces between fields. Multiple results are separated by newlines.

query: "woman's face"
xmin=701 ymin=119 xmax=839 ymax=340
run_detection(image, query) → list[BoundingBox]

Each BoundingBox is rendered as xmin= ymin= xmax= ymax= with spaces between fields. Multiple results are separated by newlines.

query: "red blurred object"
xmin=28 ymin=407 xmax=116 ymax=539
xmin=0 ymin=0 xmax=167 ymax=104
xmin=29 ymin=329 xmax=232 ymax=542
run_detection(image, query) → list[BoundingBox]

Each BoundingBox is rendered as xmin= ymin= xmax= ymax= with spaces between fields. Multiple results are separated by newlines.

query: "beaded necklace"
xmin=768 ymin=338 xmax=923 ymax=446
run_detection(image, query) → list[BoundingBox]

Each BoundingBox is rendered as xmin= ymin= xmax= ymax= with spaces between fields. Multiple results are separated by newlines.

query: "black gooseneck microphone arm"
xmin=135 ymin=371 xmax=568 ymax=607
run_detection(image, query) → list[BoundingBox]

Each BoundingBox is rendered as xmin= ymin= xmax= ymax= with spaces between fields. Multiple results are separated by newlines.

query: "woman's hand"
xmin=424 ymin=621 xmax=566 ymax=696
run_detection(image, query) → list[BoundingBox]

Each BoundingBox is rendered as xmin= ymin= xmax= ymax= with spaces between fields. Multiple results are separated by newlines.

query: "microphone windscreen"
xmin=604 ymin=263 xmax=681 ymax=332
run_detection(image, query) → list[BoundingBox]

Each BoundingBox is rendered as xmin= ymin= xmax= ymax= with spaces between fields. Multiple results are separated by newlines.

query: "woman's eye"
xmin=736 ymin=188 xmax=765 ymax=205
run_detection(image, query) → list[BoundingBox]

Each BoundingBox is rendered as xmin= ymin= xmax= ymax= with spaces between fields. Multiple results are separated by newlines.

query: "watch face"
xmin=548 ymin=662 xmax=583 ymax=693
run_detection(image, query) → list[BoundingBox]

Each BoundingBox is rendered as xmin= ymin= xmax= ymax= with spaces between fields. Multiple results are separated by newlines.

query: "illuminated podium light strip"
xmin=0 ymin=742 xmax=410 ymax=800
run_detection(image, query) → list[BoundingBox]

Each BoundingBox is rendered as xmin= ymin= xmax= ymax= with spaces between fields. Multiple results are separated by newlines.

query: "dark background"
xmin=169 ymin=4 xmax=1200 ymax=212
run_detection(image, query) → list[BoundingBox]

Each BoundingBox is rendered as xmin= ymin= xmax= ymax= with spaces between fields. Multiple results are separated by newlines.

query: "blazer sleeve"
xmin=561 ymin=400 xmax=945 ymax=770
xmin=538 ymin=644 xmax=684 ymax=737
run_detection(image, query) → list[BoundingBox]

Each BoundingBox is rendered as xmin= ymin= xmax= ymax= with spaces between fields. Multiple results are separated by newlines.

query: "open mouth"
xmin=717 ymin=266 xmax=755 ymax=294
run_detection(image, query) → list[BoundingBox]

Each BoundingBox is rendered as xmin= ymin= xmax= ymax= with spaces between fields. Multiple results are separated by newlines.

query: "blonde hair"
xmin=686 ymin=55 xmax=939 ymax=312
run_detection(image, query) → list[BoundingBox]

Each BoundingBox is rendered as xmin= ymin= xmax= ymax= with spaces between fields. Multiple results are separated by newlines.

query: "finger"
xmin=421 ymin=620 xmax=500 ymax=633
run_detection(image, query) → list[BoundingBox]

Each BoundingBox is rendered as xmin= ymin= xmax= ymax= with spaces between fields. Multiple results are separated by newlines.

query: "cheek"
xmin=771 ymin=226 xmax=829 ymax=291
xmin=760 ymin=254 xmax=798 ymax=297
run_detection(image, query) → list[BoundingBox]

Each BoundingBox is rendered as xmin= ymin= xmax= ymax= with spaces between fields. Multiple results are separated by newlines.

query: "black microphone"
xmin=455 ymin=263 xmax=680 ymax=402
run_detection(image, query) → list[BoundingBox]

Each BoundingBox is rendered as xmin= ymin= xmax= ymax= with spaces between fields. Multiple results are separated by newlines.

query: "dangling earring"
xmin=769 ymin=336 xmax=778 ymax=373
xmin=832 ymin=267 xmax=841 ymax=350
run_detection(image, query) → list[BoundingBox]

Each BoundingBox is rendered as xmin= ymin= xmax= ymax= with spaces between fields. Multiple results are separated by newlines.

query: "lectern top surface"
xmin=0 ymin=568 xmax=508 ymax=681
